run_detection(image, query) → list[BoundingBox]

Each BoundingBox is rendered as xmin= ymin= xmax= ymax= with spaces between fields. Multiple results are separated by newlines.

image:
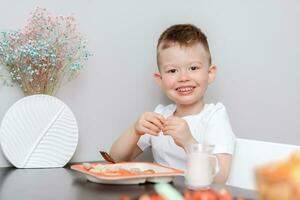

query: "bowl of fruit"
xmin=256 ymin=151 xmax=300 ymax=200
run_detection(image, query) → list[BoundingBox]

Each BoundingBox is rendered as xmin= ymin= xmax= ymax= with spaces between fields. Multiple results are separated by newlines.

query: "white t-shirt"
xmin=137 ymin=103 xmax=236 ymax=171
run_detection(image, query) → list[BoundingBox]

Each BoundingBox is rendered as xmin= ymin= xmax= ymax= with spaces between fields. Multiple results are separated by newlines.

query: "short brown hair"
xmin=157 ymin=24 xmax=211 ymax=66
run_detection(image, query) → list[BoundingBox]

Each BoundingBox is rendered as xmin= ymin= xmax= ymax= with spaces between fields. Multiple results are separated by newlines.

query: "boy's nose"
xmin=178 ymin=71 xmax=190 ymax=82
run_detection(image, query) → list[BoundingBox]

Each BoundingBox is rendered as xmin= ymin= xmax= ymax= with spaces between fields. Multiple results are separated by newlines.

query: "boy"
xmin=109 ymin=24 xmax=235 ymax=183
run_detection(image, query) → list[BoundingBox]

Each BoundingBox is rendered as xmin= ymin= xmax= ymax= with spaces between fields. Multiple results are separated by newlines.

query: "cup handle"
xmin=210 ymin=155 xmax=220 ymax=176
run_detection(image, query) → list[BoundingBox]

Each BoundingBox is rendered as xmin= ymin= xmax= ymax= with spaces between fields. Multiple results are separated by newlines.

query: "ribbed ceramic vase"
xmin=0 ymin=94 xmax=78 ymax=168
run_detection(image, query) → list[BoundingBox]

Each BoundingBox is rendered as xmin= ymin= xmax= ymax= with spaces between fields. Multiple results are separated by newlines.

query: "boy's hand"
xmin=162 ymin=116 xmax=197 ymax=148
xmin=135 ymin=112 xmax=166 ymax=136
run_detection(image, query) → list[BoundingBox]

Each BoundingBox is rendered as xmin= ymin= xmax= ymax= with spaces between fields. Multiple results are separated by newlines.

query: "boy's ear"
xmin=153 ymin=72 xmax=162 ymax=87
xmin=208 ymin=64 xmax=217 ymax=84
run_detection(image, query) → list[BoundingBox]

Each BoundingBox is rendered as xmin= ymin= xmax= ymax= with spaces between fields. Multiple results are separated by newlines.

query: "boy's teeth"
xmin=177 ymin=87 xmax=193 ymax=92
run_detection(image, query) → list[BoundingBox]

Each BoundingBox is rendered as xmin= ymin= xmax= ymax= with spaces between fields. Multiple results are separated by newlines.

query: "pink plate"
xmin=71 ymin=162 xmax=184 ymax=184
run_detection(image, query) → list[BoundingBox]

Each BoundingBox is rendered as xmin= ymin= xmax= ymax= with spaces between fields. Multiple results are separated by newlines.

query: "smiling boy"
xmin=110 ymin=24 xmax=236 ymax=183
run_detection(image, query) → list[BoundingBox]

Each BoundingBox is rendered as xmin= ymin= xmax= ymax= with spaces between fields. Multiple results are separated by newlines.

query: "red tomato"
xmin=183 ymin=190 xmax=194 ymax=200
xmin=149 ymin=194 xmax=165 ymax=200
xmin=217 ymin=189 xmax=232 ymax=200
xmin=193 ymin=189 xmax=218 ymax=200
xmin=119 ymin=195 xmax=130 ymax=200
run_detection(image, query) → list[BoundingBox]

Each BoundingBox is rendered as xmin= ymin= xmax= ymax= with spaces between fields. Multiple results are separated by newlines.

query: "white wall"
xmin=0 ymin=0 xmax=299 ymax=167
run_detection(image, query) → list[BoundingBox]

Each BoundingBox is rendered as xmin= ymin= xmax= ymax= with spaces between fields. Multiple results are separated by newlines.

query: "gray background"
xmin=0 ymin=0 xmax=299 ymax=167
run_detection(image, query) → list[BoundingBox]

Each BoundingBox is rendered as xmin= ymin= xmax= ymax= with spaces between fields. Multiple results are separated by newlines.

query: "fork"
xmin=99 ymin=151 xmax=116 ymax=163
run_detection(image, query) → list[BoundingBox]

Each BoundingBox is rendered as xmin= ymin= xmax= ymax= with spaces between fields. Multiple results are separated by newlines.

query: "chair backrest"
xmin=227 ymin=138 xmax=300 ymax=190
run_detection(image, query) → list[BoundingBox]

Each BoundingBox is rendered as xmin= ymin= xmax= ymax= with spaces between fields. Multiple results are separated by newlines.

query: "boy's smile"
xmin=175 ymin=85 xmax=196 ymax=95
xmin=155 ymin=43 xmax=216 ymax=112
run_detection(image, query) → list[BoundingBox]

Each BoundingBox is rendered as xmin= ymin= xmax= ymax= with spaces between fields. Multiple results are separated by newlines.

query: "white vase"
xmin=0 ymin=94 xmax=78 ymax=168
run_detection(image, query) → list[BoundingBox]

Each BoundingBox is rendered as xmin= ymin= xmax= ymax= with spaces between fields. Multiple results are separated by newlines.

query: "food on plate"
xmin=82 ymin=163 xmax=156 ymax=176
xmin=256 ymin=151 xmax=300 ymax=200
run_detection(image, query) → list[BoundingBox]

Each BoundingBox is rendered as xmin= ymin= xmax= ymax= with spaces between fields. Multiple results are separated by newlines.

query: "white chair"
xmin=227 ymin=138 xmax=300 ymax=190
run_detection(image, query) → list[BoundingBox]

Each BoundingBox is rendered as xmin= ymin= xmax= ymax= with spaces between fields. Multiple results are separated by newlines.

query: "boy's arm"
xmin=110 ymin=112 xmax=165 ymax=162
xmin=109 ymin=124 xmax=143 ymax=162
xmin=214 ymin=153 xmax=232 ymax=183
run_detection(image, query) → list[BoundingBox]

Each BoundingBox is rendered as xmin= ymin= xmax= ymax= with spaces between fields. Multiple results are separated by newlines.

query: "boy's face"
xmin=155 ymin=43 xmax=216 ymax=106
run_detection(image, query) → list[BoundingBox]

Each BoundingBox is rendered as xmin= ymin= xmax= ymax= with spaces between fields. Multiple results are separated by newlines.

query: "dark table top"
xmin=0 ymin=165 xmax=257 ymax=200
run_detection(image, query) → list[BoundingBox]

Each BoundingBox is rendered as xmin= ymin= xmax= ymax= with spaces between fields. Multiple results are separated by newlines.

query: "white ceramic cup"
xmin=184 ymin=144 xmax=220 ymax=189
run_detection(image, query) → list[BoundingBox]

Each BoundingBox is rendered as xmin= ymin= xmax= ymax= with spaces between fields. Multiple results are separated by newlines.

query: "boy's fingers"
xmin=144 ymin=114 xmax=164 ymax=129
xmin=138 ymin=123 xmax=159 ymax=135
xmin=145 ymin=129 xmax=160 ymax=136
xmin=162 ymin=125 xmax=176 ymax=133
xmin=163 ymin=120 xmax=178 ymax=127
xmin=141 ymin=127 xmax=159 ymax=136
xmin=144 ymin=121 xmax=161 ymax=133
xmin=153 ymin=113 xmax=166 ymax=124
xmin=162 ymin=130 xmax=172 ymax=136
xmin=150 ymin=117 xmax=164 ymax=130
xmin=164 ymin=117 xmax=184 ymax=127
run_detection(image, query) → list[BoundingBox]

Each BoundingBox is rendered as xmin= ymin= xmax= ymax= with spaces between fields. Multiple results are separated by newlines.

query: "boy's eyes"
xmin=164 ymin=65 xmax=201 ymax=73
xmin=166 ymin=69 xmax=177 ymax=73
xmin=189 ymin=65 xmax=200 ymax=71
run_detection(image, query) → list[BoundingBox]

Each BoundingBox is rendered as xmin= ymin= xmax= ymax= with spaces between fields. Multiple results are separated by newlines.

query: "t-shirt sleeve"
xmin=205 ymin=103 xmax=236 ymax=154
xmin=137 ymin=134 xmax=151 ymax=151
